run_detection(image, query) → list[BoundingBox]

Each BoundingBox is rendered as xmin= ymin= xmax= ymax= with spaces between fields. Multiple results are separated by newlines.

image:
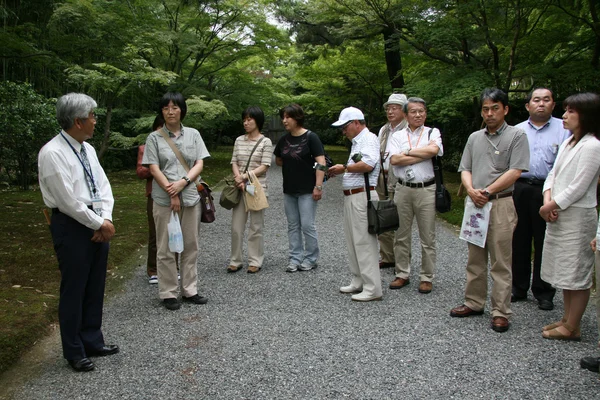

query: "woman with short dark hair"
xmin=539 ymin=92 xmax=600 ymax=340
xmin=142 ymin=92 xmax=210 ymax=310
xmin=274 ymin=104 xmax=326 ymax=272
xmin=227 ymin=106 xmax=273 ymax=274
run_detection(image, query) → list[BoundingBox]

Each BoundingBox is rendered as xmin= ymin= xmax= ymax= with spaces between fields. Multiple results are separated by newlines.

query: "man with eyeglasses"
xmin=511 ymin=88 xmax=570 ymax=311
xmin=376 ymin=93 xmax=408 ymax=269
xmin=38 ymin=93 xmax=118 ymax=372
xmin=328 ymin=107 xmax=383 ymax=302
xmin=450 ymin=88 xmax=529 ymax=333
xmin=387 ymin=97 xmax=443 ymax=294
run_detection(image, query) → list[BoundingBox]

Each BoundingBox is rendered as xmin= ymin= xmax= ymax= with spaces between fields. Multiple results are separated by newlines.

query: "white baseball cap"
xmin=383 ymin=93 xmax=408 ymax=108
xmin=331 ymin=107 xmax=365 ymax=127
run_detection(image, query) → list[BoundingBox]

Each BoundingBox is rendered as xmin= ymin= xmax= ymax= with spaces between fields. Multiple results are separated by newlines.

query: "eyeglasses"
xmin=340 ymin=120 xmax=354 ymax=129
xmin=386 ymin=106 xmax=402 ymax=112
xmin=162 ymin=106 xmax=180 ymax=112
xmin=408 ymin=109 xmax=426 ymax=116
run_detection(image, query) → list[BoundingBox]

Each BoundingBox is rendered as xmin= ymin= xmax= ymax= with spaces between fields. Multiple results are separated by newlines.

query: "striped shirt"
xmin=342 ymin=127 xmax=381 ymax=190
xmin=231 ymin=134 xmax=273 ymax=192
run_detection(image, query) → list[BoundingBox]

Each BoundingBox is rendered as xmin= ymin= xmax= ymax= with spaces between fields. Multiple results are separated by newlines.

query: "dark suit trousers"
xmin=50 ymin=211 xmax=109 ymax=360
xmin=511 ymin=181 xmax=556 ymax=301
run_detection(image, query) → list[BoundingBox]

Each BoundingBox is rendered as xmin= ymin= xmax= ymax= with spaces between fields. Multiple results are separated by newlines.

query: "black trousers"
xmin=50 ymin=210 xmax=109 ymax=360
xmin=511 ymin=181 xmax=556 ymax=301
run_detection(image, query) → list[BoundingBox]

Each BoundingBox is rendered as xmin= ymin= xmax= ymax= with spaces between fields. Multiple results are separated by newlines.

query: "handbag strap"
xmin=427 ymin=128 xmax=444 ymax=186
xmin=243 ymin=136 xmax=265 ymax=173
xmin=364 ymin=172 xmax=373 ymax=207
xmin=158 ymin=127 xmax=193 ymax=174
xmin=380 ymin=157 xmax=389 ymax=197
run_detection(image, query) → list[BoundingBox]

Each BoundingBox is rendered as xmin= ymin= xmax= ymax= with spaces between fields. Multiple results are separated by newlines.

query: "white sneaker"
xmin=351 ymin=292 xmax=382 ymax=302
xmin=286 ymin=264 xmax=299 ymax=273
xmin=148 ymin=275 xmax=158 ymax=284
xmin=298 ymin=263 xmax=317 ymax=271
xmin=340 ymin=285 xmax=362 ymax=294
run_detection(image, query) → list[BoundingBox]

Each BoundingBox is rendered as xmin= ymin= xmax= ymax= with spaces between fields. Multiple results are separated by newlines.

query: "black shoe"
xmin=67 ymin=358 xmax=95 ymax=372
xmin=163 ymin=298 xmax=181 ymax=310
xmin=580 ymin=356 xmax=600 ymax=373
xmin=537 ymin=299 xmax=554 ymax=311
xmin=87 ymin=345 xmax=119 ymax=357
xmin=182 ymin=294 xmax=208 ymax=305
xmin=511 ymin=293 xmax=527 ymax=302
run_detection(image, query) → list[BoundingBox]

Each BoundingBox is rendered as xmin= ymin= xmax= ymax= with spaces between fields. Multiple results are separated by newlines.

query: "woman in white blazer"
xmin=539 ymin=92 xmax=600 ymax=341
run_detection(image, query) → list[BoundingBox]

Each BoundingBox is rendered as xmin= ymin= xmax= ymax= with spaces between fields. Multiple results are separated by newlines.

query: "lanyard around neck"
xmin=406 ymin=126 xmax=424 ymax=150
xmin=60 ymin=132 xmax=97 ymax=195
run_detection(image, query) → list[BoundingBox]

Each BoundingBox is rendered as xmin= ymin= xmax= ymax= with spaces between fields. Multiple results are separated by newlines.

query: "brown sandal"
xmin=542 ymin=318 xmax=566 ymax=332
xmin=227 ymin=265 xmax=242 ymax=273
xmin=542 ymin=322 xmax=581 ymax=341
xmin=247 ymin=266 xmax=261 ymax=274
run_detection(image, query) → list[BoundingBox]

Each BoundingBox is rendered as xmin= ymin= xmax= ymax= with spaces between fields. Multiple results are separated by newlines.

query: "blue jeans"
xmin=283 ymin=193 xmax=319 ymax=267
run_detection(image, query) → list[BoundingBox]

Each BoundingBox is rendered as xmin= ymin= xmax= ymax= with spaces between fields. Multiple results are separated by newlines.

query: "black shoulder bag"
xmin=428 ymin=128 xmax=451 ymax=213
xmin=365 ymin=160 xmax=400 ymax=235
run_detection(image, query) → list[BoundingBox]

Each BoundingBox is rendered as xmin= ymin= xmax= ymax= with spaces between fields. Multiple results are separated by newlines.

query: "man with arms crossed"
xmin=450 ymin=88 xmax=529 ymax=333
xmin=38 ymin=93 xmax=118 ymax=372
xmin=328 ymin=107 xmax=383 ymax=302
xmin=511 ymin=88 xmax=570 ymax=310
xmin=377 ymin=93 xmax=408 ymax=269
xmin=387 ymin=97 xmax=443 ymax=294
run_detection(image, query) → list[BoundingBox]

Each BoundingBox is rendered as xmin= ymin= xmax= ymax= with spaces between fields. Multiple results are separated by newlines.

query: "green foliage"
xmin=0 ymin=82 xmax=59 ymax=189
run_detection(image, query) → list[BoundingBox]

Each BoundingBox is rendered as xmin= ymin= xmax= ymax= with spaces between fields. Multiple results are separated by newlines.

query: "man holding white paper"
xmin=450 ymin=88 xmax=529 ymax=333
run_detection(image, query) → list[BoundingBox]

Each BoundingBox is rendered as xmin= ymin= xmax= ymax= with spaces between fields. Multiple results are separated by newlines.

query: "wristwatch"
xmin=404 ymin=149 xmax=410 ymax=156
xmin=314 ymin=185 xmax=323 ymax=191
xmin=182 ymin=176 xmax=191 ymax=185
xmin=343 ymin=163 xmax=348 ymax=173
xmin=483 ymin=189 xmax=491 ymax=198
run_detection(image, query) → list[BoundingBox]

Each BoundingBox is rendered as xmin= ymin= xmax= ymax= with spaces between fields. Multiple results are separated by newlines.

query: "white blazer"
xmin=543 ymin=133 xmax=600 ymax=209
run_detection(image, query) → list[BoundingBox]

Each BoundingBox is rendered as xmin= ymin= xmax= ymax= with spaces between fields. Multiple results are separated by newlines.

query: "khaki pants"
xmin=393 ymin=183 xmax=437 ymax=282
xmin=343 ymin=190 xmax=382 ymax=297
xmin=230 ymin=199 xmax=265 ymax=268
xmin=153 ymin=203 xmax=199 ymax=300
xmin=464 ymin=197 xmax=517 ymax=318
xmin=376 ymin=171 xmax=396 ymax=263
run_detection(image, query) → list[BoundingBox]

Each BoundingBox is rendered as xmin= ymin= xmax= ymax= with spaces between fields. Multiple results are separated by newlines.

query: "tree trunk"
xmin=382 ymin=28 xmax=404 ymax=90
xmin=98 ymin=102 xmax=112 ymax=161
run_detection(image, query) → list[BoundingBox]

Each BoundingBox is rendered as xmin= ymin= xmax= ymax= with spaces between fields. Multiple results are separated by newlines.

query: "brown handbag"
xmin=158 ymin=128 xmax=216 ymax=223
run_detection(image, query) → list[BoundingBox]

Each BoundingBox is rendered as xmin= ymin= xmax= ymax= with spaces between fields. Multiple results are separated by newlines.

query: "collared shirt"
xmin=458 ymin=122 xmax=530 ymax=192
xmin=516 ymin=117 xmax=570 ymax=180
xmin=388 ymin=125 xmax=443 ymax=182
xmin=38 ymin=130 xmax=114 ymax=230
xmin=231 ymin=134 xmax=273 ymax=192
xmin=378 ymin=119 xmax=408 ymax=171
xmin=342 ymin=127 xmax=380 ymax=190
xmin=143 ymin=125 xmax=210 ymax=207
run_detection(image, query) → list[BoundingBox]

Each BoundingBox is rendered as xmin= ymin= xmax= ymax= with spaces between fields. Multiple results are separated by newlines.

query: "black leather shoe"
xmin=163 ymin=298 xmax=181 ymax=310
xmin=538 ymin=299 xmax=554 ymax=311
xmin=511 ymin=294 xmax=527 ymax=302
xmin=87 ymin=345 xmax=119 ymax=357
xmin=182 ymin=294 xmax=208 ymax=305
xmin=580 ymin=356 xmax=600 ymax=373
xmin=68 ymin=358 xmax=95 ymax=372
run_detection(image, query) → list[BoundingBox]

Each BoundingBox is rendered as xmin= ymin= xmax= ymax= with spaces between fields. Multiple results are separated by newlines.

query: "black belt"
xmin=517 ymin=177 xmax=545 ymax=186
xmin=52 ymin=205 xmax=93 ymax=214
xmin=488 ymin=191 xmax=513 ymax=200
xmin=397 ymin=179 xmax=435 ymax=188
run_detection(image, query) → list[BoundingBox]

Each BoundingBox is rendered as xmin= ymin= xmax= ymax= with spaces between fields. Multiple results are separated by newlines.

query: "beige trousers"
xmin=376 ymin=171 xmax=397 ymax=263
xmin=153 ymin=203 xmax=199 ymax=300
xmin=393 ymin=183 xmax=437 ymax=282
xmin=464 ymin=197 xmax=517 ymax=318
xmin=229 ymin=198 xmax=265 ymax=268
xmin=343 ymin=190 xmax=382 ymax=297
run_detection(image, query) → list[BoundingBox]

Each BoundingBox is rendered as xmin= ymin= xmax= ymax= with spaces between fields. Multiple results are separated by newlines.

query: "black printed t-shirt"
xmin=273 ymin=130 xmax=325 ymax=195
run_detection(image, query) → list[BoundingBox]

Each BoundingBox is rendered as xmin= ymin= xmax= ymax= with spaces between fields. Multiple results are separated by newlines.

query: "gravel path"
xmin=12 ymin=161 xmax=600 ymax=399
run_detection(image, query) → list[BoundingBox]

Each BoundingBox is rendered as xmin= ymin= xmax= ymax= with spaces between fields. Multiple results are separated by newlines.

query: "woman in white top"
xmin=539 ymin=92 xmax=600 ymax=341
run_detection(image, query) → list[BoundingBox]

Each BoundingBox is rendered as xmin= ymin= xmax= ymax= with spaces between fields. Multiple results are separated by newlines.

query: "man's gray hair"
xmin=56 ymin=93 xmax=97 ymax=130
xmin=403 ymin=97 xmax=427 ymax=113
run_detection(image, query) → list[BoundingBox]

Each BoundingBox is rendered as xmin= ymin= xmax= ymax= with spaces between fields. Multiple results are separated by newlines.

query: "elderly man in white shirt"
xmin=38 ymin=93 xmax=118 ymax=372
xmin=388 ymin=97 xmax=443 ymax=294
xmin=377 ymin=93 xmax=409 ymax=269
xmin=328 ymin=107 xmax=383 ymax=302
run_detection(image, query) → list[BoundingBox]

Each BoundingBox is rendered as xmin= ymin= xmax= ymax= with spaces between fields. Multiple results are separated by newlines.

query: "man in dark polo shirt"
xmin=450 ymin=88 xmax=530 ymax=333
xmin=511 ymin=88 xmax=570 ymax=311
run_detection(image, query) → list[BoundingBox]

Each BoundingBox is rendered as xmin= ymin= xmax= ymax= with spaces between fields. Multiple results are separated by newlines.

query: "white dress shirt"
xmin=388 ymin=125 xmax=443 ymax=182
xmin=342 ymin=127 xmax=381 ymax=190
xmin=38 ymin=131 xmax=114 ymax=230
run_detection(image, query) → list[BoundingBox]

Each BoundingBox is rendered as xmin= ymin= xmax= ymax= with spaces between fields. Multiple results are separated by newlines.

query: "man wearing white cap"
xmin=388 ymin=97 xmax=443 ymax=294
xmin=377 ymin=93 xmax=409 ymax=269
xmin=328 ymin=107 xmax=383 ymax=302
